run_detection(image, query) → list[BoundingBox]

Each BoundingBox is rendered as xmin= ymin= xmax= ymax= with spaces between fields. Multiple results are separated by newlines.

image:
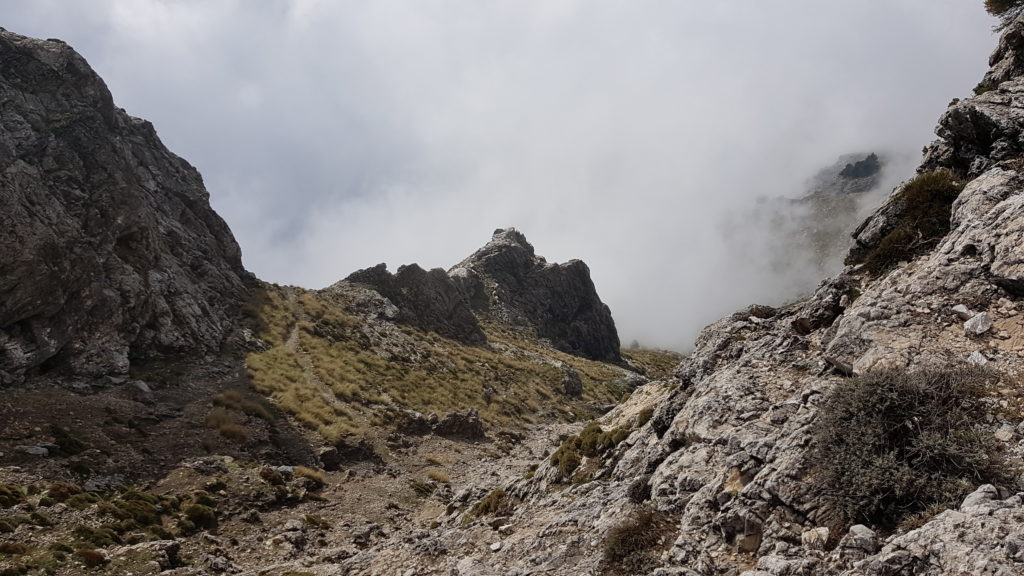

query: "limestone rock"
xmin=0 ymin=30 xmax=249 ymax=384
xmin=964 ymin=312 xmax=994 ymax=336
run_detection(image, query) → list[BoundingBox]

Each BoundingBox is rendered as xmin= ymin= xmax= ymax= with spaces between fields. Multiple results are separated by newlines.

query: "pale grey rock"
xmin=969 ymin=350 xmax=990 ymax=366
xmin=952 ymin=304 xmax=974 ymax=320
xmin=965 ymin=312 xmax=994 ymax=336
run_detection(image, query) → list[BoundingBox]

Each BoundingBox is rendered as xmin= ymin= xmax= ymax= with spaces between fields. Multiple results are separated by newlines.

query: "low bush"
xmin=294 ymin=466 xmax=326 ymax=489
xmin=549 ymin=422 xmax=631 ymax=481
xmin=627 ymin=475 xmax=652 ymax=504
xmin=183 ymin=504 xmax=217 ymax=531
xmin=0 ymin=542 xmax=28 ymax=555
xmin=808 ymin=366 xmax=1014 ymax=530
xmin=467 ymin=488 xmax=515 ymax=518
xmin=602 ymin=508 xmax=674 ymax=575
xmin=409 ymin=480 xmax=435 ymax=498
xmin=426 ymin=470 xmax=450 ymax=484
xmin=45 ymin=482 xmax=82 ymax=503
xmin=0 ymin=485 xmax=25 ymax=508
xmin=849 ymin=170 xmax=964 ymax=275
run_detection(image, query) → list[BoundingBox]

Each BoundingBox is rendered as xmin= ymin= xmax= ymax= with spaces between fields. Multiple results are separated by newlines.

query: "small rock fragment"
xmin=964 ymin=312 xmax=993 ymax=336
xmin=952 ymin=304 xmax=974 ymax=320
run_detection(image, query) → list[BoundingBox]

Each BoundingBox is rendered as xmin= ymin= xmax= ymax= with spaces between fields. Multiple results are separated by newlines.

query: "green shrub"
xmin=549 ymin=422 xmax=631 ymax=481
xmin=468 ymin=488 xmax=515 ymax=518
xmin=849 ymin=170 xmax=965 ymax=275
xmin=183 ymin=504 xmax=217 ymax=530
xmin=808 ymin=366 xmax=1014 ymax=530
xmin=0 ymin=485 xmax=25 ymax=508
xmin=45 ymin=482 xmax=82 ymax=503
xmin=974 ymin=80 xmax=998 ymax=96
xmin=64 ymin=493 xmax=100 ymax=510
xmin=73 ymin=525 xmax=121 ymax=548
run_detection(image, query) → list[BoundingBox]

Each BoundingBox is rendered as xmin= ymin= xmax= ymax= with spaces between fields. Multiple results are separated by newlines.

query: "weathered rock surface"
xmin=450 ymin=228 xmax=621 ymax=362
xmin=0 ymin=29 xmax=249 ymax=383
xmin=343 ymin=262 xmax=486 ymax=345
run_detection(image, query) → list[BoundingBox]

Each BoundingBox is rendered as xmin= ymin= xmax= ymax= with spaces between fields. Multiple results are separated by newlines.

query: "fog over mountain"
xmin=0 ymin=0 xmax=999 ymax=349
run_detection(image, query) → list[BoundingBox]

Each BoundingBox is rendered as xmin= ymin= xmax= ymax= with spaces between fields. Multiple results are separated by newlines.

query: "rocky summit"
xmin=3 ymin=10 xmax=1024 ymax=576
xmin=450 ymin=228 xmax=622 ymax=363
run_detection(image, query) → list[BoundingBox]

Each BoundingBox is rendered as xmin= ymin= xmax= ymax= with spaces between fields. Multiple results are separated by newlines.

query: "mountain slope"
xmin=0 ymin=30 xmax=250 ymax=384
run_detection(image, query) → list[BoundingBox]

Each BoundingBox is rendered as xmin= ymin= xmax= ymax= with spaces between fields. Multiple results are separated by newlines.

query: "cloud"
xmin=0 ymin=0 xmax=999 ymax=349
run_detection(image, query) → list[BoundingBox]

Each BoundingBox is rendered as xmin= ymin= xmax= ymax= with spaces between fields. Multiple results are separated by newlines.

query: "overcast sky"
xmin=1 ymin=1 xmax=999 ymax=350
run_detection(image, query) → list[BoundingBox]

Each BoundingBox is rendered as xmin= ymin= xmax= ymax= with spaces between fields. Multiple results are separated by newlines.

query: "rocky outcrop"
xmin=450 ymin=228 xmax=621 ymax=362
xmin=0 ymin=30 xmax=249 ymax=384
xmin=343 ymin=263 xmax=486 ymax=346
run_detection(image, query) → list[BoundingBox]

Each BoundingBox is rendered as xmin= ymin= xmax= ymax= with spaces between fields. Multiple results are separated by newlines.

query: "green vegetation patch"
xmin=245 ymin=285 xmax=633 ymax=445
xmin=848 ymin=170 xmax=965 ymax=276
xmin=0 ymin=485 xmax=26 ymax=508
xmin=467 ymin=488 xmax=516 ymax=519
xmin=549 ymin=422 xmax=631 ymax=482
xmin=808 ymin=366 xmax=1014 ymax=530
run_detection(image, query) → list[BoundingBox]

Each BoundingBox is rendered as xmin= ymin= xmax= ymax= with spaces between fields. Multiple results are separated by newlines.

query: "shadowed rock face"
xmin=343 ymin=263 xmax=487 ymax=346
xmin=450 ymin=228 xmax=621 ymax=363
xmin=0 ymin=30 xmax=250 ymax=383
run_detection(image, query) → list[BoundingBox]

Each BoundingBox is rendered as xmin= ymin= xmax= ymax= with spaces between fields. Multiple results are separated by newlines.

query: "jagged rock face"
xmin=343 ymin=263 xmax=486 ymax=346
xmin=0 ymin=30 xmax=249 ymax=383
xmin=450 ymin=228 xmax=621 ymax=362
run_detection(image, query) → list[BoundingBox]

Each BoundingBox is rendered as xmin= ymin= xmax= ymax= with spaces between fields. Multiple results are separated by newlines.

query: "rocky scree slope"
xmin=343 ymin=20 xmax=1024 ymax=576
xmin=0 ymin=29 xmax=250 ymax=384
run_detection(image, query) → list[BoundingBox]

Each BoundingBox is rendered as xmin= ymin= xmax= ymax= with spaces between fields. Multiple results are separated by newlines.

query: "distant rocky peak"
xmin=488 ymin=227 xmax=535 ymax=254
xmin=838 ymin=152 xmax=881 ymax=180
xmin=450 ymin=228 xmax=621 ymax=363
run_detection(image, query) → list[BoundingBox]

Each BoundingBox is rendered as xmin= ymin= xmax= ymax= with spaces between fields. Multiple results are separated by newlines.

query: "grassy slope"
xmin=242 ymin=283 xmax=676 ymax=444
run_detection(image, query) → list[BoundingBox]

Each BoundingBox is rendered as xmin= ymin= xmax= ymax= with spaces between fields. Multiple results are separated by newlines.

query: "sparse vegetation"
xmin=621 ymin=347 xmax=682 ymax=380
xmin=974 ymin=80 xmax=998 ymax=95
xmin=601 ymin=508 xmax=675 ymax=575
xmin=808 ymin=366 xmax=1014 ymax=530
xmin=986 ymin=0 xmax=1024 ymax=29
xmin=409 ymin=480 xmax=435 ymax=498
xmin=848 ymin=170 xmax=965 ymax=275
xmin=75 ymin=549 xmax=107 ymax=568
xmin=426 ymin=469 xmax=450 ymax=484
xmin=0 ymin=485 xmax=26 ymax=508
xmin=294 ymin=466 xmax=326 ymax=489
xmin=627 ymin=475 xmax=652 ymax=504
xmin=245 ymin=286 xmax=633 ymax=446
xmin=468 ymin=488 xmax=515 ymax=518
xmin=549 ymin=422 xmax=631 ymax=482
